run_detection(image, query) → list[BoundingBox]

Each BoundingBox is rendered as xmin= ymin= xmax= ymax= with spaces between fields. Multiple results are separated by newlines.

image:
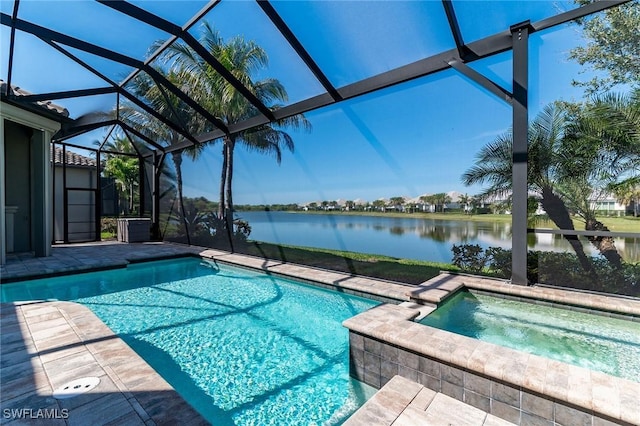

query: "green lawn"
xmin=239 ymin=241 xmax=458 ymax=285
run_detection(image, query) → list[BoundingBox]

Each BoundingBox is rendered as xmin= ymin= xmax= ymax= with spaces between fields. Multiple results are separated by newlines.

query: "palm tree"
xmin=431 ymin=193 xmax=451 ymax=213
xmin=156 ymin=22 xmax=310 ymax=234
xmin=459 ymin=193 xmax=471 ymax=214
xmin=561 ymin=89 xmax=639 ymax=267
xmin=389 ymin=196 xmax=405 ymax=212
xmin=119 ymin=70 xmax=210 ymax=243
xmin=419 ymin=195 xmax=432 ymax=212
xmin=462 ymin=104 xmax=596 ymax=273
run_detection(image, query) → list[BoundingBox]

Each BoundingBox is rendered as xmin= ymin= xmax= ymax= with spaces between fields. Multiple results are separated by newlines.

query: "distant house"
xmin=589 ymin=194 xmax=628 ymax=216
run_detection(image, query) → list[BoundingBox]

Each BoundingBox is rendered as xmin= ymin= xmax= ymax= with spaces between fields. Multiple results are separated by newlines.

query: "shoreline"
xmin=237 ymin=209 xmax=640 ymax=232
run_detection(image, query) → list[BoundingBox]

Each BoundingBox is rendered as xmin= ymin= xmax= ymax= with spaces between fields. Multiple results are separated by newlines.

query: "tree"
xmin=389 ymin=196 xmax=405 ymax=211
xmin=372 ymin=199 xmax=386 ymax=211
xmin=459 ymin=193 xmax=471 ymax=214
xmin=431 ymin=193 xmax=451 ymax=213
xmin=419 ymin=195 xmax=431 ymax=212
xmin=560 ymin=88 xmax=640 ymax=265
xmin=568 ymin=1 xmax=640 ymax=95
xmin=158 ymin=22 xmax=310 ymax=234
xmin=97 ymin=136 xmax=139 ymax=215
xmin=119 ymin=69 xmax=210 ymax=243
xmin=462 ymin=104 xmax=596 ymax=273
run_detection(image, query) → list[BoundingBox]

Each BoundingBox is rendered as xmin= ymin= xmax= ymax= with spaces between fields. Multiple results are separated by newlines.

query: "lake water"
xmin=236 ymin=211 xmax=639 ymax=264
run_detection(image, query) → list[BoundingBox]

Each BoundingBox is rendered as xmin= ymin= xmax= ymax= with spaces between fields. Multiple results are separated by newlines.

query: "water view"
xmin=237 ymin=211 xmax=639 ymax=264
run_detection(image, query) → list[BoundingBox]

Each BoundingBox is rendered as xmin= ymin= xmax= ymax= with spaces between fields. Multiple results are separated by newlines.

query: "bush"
xmin=451 ymin=244 xmax=488 ymax=273
xmin=452 ymin=243 xmax=640 ymax=297
xmin=101 ymin=217 xmax=118 ymax=238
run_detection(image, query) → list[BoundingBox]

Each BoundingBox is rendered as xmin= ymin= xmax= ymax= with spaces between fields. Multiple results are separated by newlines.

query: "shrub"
xmin=453 ymin=243 xmax=640 ymax=297
xmin=101 ymin=217 xmax=118 ymax=237
xmin=451 ymin=244 xmax=488 ymax=273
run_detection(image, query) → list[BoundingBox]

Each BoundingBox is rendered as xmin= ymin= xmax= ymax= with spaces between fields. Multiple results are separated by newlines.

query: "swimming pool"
xmin=1 ymin=258 xmax=379 ymax=425
xmin=419 ymin=290 xmax=640 ymax=382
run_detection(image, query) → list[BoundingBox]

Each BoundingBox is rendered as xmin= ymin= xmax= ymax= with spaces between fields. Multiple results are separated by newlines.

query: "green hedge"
xmin=452 ymin=244 xmax=640 ymax=297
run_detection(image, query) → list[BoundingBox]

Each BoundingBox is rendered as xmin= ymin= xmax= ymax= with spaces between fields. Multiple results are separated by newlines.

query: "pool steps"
xmin=344 ymin=375 xmax=515 ymax=426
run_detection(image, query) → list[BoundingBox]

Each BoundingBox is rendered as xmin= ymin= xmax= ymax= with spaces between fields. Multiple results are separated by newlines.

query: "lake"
xmin=236 ymin=211 xmax=639 ymax=264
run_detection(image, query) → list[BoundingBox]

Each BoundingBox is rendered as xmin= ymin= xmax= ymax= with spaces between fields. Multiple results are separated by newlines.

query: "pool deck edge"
xmin=0 ymin=300 xmax=208 ymax=426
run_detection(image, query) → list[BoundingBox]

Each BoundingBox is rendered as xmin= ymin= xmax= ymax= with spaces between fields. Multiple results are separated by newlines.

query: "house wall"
xmin=1 ymin=102 xmax=59 ymax=264
xmin=3 ymin=120 xmax=31 ymax=253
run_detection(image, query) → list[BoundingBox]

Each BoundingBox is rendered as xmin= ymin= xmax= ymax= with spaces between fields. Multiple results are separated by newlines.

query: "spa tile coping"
xmin=0 ymin=300 xmax=207 ymax=425
xmin=343 ymin=302 xmax=640 ymax=425
xmin=344 ymin=375 xmax=515 ymax=426
xmin=408 ymin=272 xmax=640 ymax=318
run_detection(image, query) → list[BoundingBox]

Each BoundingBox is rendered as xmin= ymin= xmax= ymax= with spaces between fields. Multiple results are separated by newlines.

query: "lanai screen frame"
xmin=0 ymin=0 xmax=632 ymax=285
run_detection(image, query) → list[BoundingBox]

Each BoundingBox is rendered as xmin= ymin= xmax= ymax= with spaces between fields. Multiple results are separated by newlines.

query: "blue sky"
xmin=1 ymin=0 xmax=607 ymax=205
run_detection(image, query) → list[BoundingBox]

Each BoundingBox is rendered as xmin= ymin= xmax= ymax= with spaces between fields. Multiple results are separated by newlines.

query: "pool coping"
xmin=1 ymin=243 xmax=420 ymax=305
xmin=0 ymin=300 xmax=207 ymax=425
xmin=343 ymin=274 xmax=640 ymax=425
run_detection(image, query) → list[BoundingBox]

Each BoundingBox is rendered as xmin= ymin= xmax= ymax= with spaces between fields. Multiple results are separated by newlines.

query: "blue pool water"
xmin=1 ymin=258 xmax=379 ymax=424
xmin=420 ymin=291 xmax=640 ymax=382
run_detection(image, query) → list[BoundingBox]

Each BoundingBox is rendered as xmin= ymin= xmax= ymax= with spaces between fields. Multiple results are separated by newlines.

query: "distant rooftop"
xmin=51 ymin=145 xmax=96 ymax=168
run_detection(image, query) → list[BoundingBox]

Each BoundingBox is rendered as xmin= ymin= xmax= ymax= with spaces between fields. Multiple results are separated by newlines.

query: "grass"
xmin=238 ymin=241 xmax=459 ymax=285
xmin=577 ymin=216 xmax=640 ymax=233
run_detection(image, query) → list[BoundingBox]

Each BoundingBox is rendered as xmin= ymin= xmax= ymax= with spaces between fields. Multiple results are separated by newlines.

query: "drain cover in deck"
xmin=53 ymin=377 xmax=101 ymax=399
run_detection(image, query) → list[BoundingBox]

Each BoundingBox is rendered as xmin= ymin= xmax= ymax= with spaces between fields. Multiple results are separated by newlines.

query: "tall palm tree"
xmin=119 ymin=70 xmax=211 ymax=243
xmin=462 ymin=104 xmax=596 ymax=273
xmin=156 ymin=22 xmax=310 ymax=235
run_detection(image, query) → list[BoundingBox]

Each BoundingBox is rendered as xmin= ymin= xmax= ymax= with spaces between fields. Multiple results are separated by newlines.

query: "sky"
xmin=0 ymin=0 xmax=611 ymax=205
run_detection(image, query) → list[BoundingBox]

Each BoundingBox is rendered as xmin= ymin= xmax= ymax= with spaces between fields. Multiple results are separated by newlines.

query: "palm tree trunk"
xmin=171 ymin=152 xmax=191 ymax=245
xmin=585 ymin=218 xmax=623 ymax=268
xmin=218 ymin=141 xmax=227 ymax=221
xmin=224 ymin=138 xmax=235 ymax=236
xmin=129 ymin=182 xmax=134 ymax=214
xmin=540 ymin=187 xmax=595 ymax=275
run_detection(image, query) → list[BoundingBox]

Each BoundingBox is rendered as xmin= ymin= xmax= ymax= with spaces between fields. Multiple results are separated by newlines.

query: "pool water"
xmin=420 ymin=291 xmax=640 ymax=382
xmin=1 ymin=258 xmax=379 ymax=425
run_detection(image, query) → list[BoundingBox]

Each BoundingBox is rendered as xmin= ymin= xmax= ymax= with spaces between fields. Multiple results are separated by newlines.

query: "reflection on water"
xmin=238 ymin=211 xmax=639 ymax=264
